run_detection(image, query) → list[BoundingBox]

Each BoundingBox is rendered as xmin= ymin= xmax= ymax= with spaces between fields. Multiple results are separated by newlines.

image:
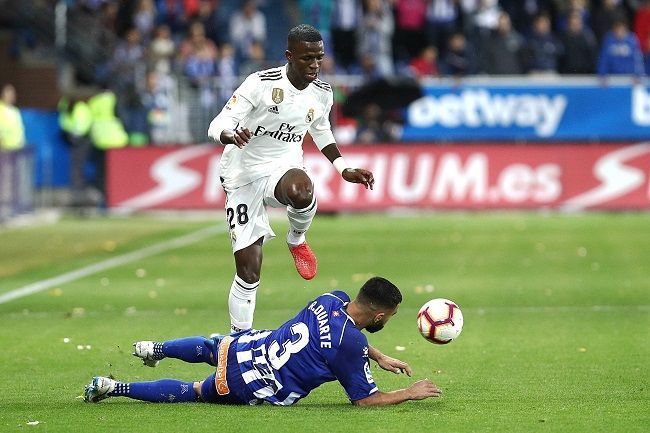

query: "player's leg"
xmin=224 ymin=180 xmax=275 ymax=332
xmin=83 ymin=376 xmax=199 ymax=403
xmin=271 ymin=168 xmax=318 ymax=280
xmin=230 ymin=238 xmax=263 ymax=332
xmin=133 ymin=336 xmax=221 ymax=367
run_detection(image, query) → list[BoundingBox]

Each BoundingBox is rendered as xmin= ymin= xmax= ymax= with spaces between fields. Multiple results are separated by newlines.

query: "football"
xmin=417 ymin=298 xmax=464 ymax=344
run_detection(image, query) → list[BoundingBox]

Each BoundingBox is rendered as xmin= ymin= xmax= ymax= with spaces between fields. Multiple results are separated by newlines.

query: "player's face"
xmin=286 ymin=40 xmax=325 ymax=88
xmin=366 ymin=305 xmax=399 ymax=333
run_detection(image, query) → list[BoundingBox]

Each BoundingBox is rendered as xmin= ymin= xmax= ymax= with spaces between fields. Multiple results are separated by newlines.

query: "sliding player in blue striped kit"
xmin=83 ymin=277 xmax=442 ymax=406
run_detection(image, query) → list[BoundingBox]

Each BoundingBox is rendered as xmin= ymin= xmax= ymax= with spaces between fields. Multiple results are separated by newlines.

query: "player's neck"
xmin=345 ymin=301 xmax=368 ymax=329
xmin=286 ymin=65 xmax=309 ymax=91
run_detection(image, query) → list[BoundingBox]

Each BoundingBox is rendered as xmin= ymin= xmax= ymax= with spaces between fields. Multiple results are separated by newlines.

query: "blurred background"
xmin=1 ymin=0 xmax=650 ymax=219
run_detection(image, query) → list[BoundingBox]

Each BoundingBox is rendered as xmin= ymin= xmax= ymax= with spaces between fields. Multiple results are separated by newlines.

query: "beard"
xmin=365 ymin=322 xmax=385 ymax=333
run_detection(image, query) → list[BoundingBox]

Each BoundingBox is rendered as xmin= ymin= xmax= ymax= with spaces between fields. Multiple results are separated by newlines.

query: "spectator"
xmin=141 ymin=71 xmax=175 ymax=145
xmin=597 ymin=17 xmax=645 ymax=76
xmin=559 ymin=11 xmax=598 ymax=74
xmin=425 ymin=0 xmax=459 ymax=56
xmin=525 ymin=13 xmax=563 ymax=74
xmin=357 ymin=0 xmax=394 ymax=77
xmin=110 ymin=27 xmax=144 ymax=88
xmin=592 ymin=0 xmax=628 ymax=45
xmin=634 ymin=0 xmax=650 ymax=53
xmin=479 ymin=12 xmax=525 ymax=74
xmin=441 ymin=32 xmax=476 ymax=76
xmin=409 ymin=45 xmax=439 ymax=78
xmin=556 ymin=0 xmax=590 ymax=32
xmin=330 ymin=0 xmax=362 ymax=70
xmin=499 ymin=0 xmax=557 ymax=35
xmin=156 ymin=0 xmax=199 ymax=35
xmin=0 ymin=84 xmax=25 ymax=152
xmin=178 ymin=21 xmax=218 ymax=66
xmin=149 ymin=24 xmax=176 ymax=74
xmin=239 ymin=40 xmax=267 ymax=77
xmin=197 ymin=0 xmax=230 ymax=47
xmin=393 ymin=0 xmax=427 ymax=63
xmin=216 ymin=43 xmax=237 ymax=107
xmin=298 ymin=0 xmax=333 ymax=49
xmin=229 ymin=0 xmax=267 ymax=62
xmin=110 ymin=27 xmax=147 ymax=143
xmin=184 ymin=43 xmax=218 ymax=87
xmin=470 ymin=0 xmax=501 ymax=41
xmin=133 ymin=0 xmax=157 ymax=42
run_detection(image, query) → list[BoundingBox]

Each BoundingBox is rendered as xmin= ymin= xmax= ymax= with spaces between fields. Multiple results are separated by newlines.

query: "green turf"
xmin=0 ymin=213 xmax=648 ymax=432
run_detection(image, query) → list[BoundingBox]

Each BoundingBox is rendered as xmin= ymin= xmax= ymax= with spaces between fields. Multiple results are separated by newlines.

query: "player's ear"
xmin=285 ymin=49 xmax=292 ymax=61
xmin=373 ymin=312 xmax=385 ymax=324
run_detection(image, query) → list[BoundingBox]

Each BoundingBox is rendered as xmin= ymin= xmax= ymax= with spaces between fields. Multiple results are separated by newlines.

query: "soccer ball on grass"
xmin=417 ymin=298 xmax=463 ymax=344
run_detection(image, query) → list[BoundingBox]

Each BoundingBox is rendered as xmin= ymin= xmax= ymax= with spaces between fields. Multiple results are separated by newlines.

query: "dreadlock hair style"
xmin=288 ymin=24 xmax=323 ymax=44
xmin=357 ymin=277 xmax=402 ymax=311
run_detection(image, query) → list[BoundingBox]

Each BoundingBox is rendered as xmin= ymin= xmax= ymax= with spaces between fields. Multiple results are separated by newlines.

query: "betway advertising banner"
xmin=107 ymin=143 xmax=650 ymax=211
xmin=404 ymin=84 xmax=650 ymax=140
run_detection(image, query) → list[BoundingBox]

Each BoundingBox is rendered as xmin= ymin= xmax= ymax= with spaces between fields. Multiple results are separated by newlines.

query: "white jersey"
xmin=208 ymin=65 xmax=336 ymax=189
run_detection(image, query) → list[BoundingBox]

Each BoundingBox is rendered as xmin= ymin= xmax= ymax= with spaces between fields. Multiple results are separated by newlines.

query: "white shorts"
xmin=222 ymin=166 xmax=301 ymax=252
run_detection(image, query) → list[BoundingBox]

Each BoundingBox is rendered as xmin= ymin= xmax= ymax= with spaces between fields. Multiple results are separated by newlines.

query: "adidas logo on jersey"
xmin=268 ymin=105 xmax=279 ymax=114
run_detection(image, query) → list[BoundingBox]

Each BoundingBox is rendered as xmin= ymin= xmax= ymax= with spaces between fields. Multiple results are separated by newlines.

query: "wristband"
xmin=332 ymin=157 xmax=350 ymax=175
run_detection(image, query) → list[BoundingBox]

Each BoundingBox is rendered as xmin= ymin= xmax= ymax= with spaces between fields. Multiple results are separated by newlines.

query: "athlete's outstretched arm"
xmin=368 ymin=345 xmax=412 ymax=376
xmin=320 ymin=143 xmax=374 ymax=190
xmin=352 ymin=379 xmax=442 ymax=407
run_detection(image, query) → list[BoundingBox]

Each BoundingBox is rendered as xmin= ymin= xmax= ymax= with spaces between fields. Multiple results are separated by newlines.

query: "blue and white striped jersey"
xmin=233 ymin=291 xmax=378 ymax=406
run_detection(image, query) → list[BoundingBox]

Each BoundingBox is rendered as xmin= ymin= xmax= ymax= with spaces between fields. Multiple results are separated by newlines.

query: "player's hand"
xmin=342 ymin=168 xmax=374 ymax=190
xmin=376 ymin=354 xmax=413 ymax=377
xmin=407 ymin=379 xmax=442 ymax=400
xmin=231 ymin=127 xmax=252 ymax=148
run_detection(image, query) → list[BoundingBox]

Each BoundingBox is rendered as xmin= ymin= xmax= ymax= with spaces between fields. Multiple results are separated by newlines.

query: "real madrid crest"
xmin=272 ymin=88 xmax=284 ymax=104
xmin=306 ymin=108 xmax=314 ymax=123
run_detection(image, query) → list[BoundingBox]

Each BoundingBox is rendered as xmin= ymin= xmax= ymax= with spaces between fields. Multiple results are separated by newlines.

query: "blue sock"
xmin=161 ymin=336 xmax=216 ymax=365
xmin=109 ymin=380 xmax=197 ymax=403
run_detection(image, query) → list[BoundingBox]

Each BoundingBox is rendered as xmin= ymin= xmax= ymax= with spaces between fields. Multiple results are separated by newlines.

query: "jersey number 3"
xmin=226 ymin=204 xmax=249 ymax=229
xmin=268 ymin=322 xmax=309 ymax=369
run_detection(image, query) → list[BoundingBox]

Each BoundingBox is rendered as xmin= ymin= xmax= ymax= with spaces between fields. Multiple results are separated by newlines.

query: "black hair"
xmin=357 ymin=277 xmax=402 ymax=310
xmin=287 ymin=24 xmax=322 ymax=44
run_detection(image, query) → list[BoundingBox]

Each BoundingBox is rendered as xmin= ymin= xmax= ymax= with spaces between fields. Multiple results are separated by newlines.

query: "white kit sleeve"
xmin=207 ymin=74 xmax=260 ymax=144
xmin=309 ymin=92 xmax=336 ymax=150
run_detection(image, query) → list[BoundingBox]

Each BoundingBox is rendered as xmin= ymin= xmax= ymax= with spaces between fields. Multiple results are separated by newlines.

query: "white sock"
xmin=228 ymin=274 xmax=258 ymax=332
xmin=287 ymin=196 xmax=317 ymax=246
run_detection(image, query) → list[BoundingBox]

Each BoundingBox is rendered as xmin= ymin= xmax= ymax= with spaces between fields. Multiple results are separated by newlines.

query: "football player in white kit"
xmin=208 ymin=24 xmax=375 ymax=332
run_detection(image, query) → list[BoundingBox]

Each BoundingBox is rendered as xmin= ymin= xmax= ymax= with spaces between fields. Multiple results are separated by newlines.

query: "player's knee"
xmin=237 ymin=267 xmax=260 ymax=284
xmin=286 ymin=181 xmax=313 ymax=209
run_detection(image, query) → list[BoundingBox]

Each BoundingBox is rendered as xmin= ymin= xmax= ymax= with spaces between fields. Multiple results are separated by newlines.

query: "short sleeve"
xmin=330 ymin=331 xmax=378 ymax=402
xmin=309 ymin=91 xmax=336 ymax=150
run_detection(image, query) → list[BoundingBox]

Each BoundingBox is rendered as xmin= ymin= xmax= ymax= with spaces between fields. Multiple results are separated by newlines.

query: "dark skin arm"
xmin=321 ymin=143 xmax=375 ymax=190
xmin=220 ymin=130 xmax=375 ymax=190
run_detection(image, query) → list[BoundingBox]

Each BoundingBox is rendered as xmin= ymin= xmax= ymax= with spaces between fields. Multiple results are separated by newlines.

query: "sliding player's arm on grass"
xmin=356 ymin=345 xmax=441 ymax=407
xmin=353 ymin=379 xmax=442 ymax=407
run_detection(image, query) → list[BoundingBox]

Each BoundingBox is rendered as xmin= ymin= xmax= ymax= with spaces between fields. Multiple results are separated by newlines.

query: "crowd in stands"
xmin=4 ymin=0 xmax=650 ymax=146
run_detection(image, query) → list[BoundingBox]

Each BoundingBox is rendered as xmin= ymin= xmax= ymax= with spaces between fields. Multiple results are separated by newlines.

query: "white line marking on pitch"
xmin=0 ymin=225 xmax=226 ymax=304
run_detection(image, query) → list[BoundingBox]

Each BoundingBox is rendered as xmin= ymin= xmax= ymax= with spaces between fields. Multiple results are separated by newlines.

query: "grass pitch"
xmin=0 ymin=213 xmax=648 ymax=432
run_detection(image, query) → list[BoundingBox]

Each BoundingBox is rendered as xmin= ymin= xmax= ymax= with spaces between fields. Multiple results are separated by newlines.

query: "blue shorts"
xmin=200 ymin=336 xmax=260 ymax=405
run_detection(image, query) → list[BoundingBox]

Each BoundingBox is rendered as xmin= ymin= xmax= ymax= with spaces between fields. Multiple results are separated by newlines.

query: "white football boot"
xmin=84 ymin=376 xmax=115 ymax=403
xmin=132 ymin=341 xmax=160 ymax=367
